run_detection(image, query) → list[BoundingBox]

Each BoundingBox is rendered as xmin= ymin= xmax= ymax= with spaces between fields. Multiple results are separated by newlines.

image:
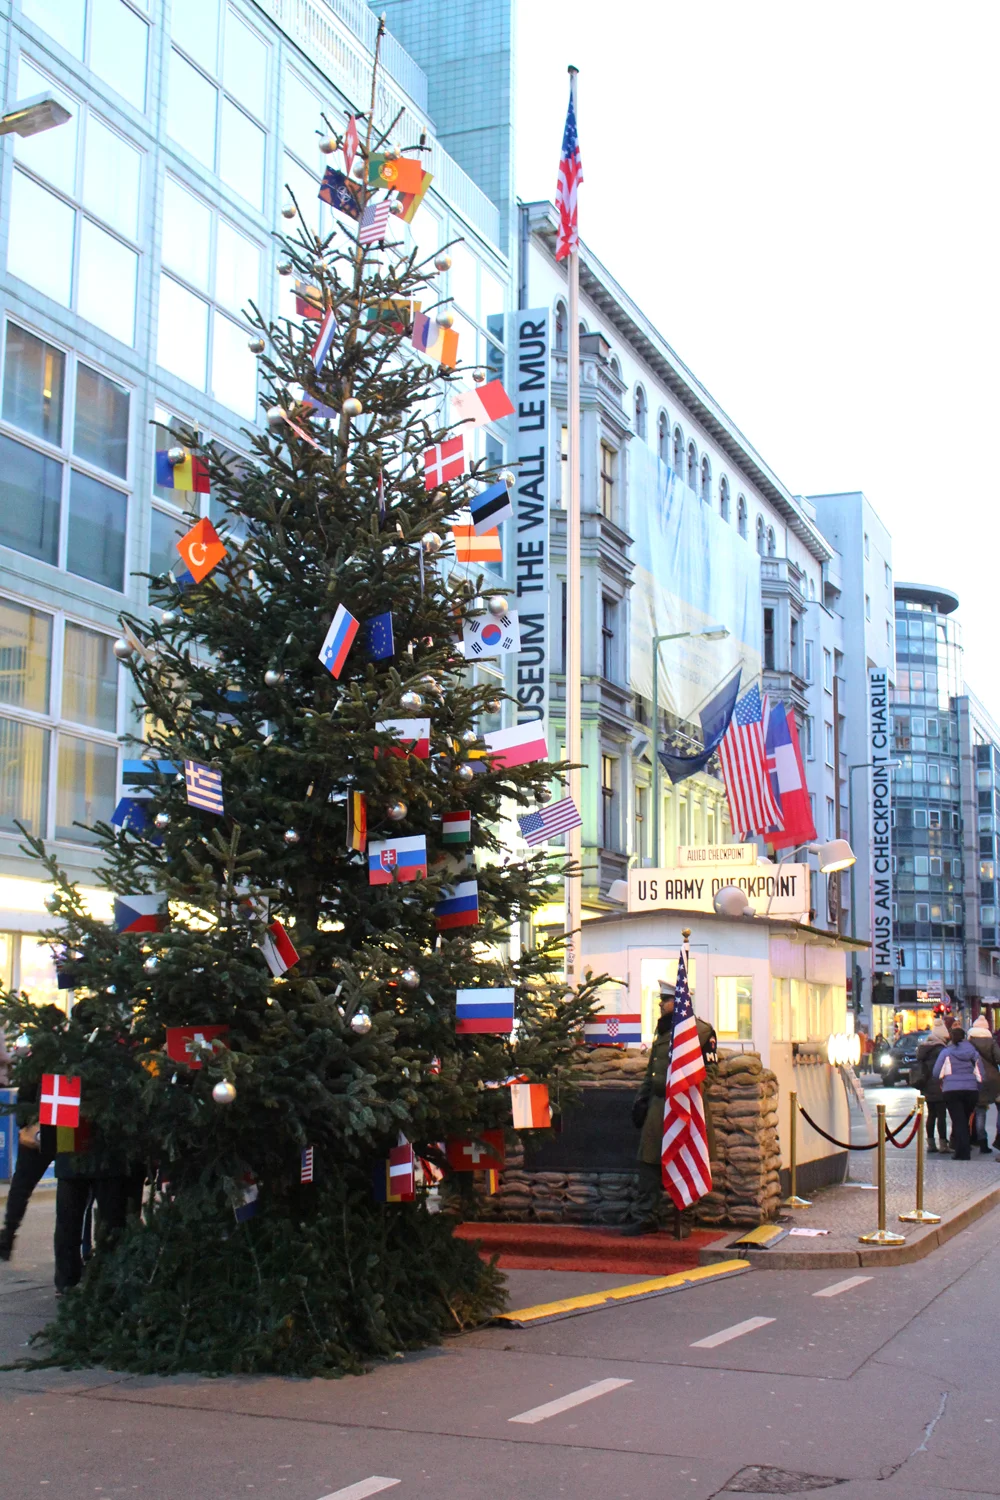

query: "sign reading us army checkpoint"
xmin=628 ymin=864 xmax=810 ymax=917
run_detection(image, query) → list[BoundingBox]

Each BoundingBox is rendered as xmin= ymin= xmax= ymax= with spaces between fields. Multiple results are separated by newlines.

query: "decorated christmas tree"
xmin=1 ymin=61 xmax=597 ymax=1376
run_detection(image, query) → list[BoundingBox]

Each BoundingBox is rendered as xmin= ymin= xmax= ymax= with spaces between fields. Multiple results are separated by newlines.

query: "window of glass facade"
xmin=168 ymin=4 xmax=269 ymax=209
xmin=0 ymin=598 xmax=118 ymax=842
xmin=9 ymin=56 xmax=141 ymax=345
xmin=715 ymin=976 xmax=752 ymax=1040
xmin=149 ymin=406 xmax=249 ymax=583
xmin=22 ymin=0 xmax=149 ymax=111
xmin=601 ymin=753 xmax=617 ymax=849
xmin=0 ymin=323 xmax=130 ymax=590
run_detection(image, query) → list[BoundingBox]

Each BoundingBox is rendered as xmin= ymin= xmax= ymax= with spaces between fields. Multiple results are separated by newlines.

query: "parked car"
xmin=876 ymin=1031 xmax=931 ymax=1087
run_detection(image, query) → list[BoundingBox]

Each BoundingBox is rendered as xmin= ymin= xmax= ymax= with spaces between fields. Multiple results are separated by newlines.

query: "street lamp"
xmin=0 ymin=93 xmax=72 ymax=138
xmin=651 ymin=626 xmax=729 ymax=865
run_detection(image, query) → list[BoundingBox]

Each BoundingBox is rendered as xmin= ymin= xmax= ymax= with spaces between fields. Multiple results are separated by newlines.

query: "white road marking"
xmin=317 ymin=1480 xmax=400 ymax=1500
xmin=509 ymin=1377 xmax=633 ymax=1425
xmin=814 ymin=1274 xmax=873 ymax=1299
xmin=690 ymin=1315 xmax=775 ymax=1349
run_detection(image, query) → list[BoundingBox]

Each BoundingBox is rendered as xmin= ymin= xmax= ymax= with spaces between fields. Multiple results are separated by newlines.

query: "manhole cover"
xmin=722 ymin=1468 xmax=845 ymax=1494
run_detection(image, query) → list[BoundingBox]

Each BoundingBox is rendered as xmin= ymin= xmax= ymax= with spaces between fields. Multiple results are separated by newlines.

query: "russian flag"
xmin=455 ymin=987 xmax=515 ymax=1034
xmin=114 ymin=894 xmax=168 ymax=934
xmin=483 ymin=721 xmax=549 ymax=769
xmin=310 ymin=307 xmax=338 ymax=373
xmin=584 ymin=1013 xmax=642 ymax=1046
xmin=318 ymin=603 xmax=359 ymax=679
xmin=368 ymin=835 xmax=428 ymax=885
xmin=435 ymin=878 xmax=479 ymax=931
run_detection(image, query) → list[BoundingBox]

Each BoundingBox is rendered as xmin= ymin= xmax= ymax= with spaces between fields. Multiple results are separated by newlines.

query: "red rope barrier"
xmin=796 ymin=1102 xmax=917 ymax=1153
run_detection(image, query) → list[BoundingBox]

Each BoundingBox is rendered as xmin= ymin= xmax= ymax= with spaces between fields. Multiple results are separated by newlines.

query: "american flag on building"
xmin=359 ymin=199 xmax=391 ymax=246
xmin=717 ymin=684 xmax=783 ymax=836
xmin=555 ymin=78 xmax=583 ymax=261
xmin=660 ymin=953 xmax=712 ymax=1210
xmin=517 ymin=795 xmax=582 ymax=847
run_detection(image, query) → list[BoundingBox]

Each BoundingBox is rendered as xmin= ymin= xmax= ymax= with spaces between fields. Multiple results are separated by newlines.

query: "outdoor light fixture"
xmin=606 ymin=879 xmax=628 ymax=904
xmin=713 ymin=884 xmax=751 ymax=919
xmin=813 ymin=838 xmax=856 ymax=874
xmin=827 ymin=1032 xmax=862 ymax=1067
xmin=0 ymin=93 xmax=72 ymax=138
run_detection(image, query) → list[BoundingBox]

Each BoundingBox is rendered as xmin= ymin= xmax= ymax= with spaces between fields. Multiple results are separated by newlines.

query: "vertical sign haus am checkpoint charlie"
xmin=869 ymin=667 xmax=894 ymax=975
xmin=509 ymin=310 xmax=550 ymax=734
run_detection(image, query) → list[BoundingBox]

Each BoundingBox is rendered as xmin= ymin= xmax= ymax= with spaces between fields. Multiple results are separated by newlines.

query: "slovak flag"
xmin=310 ymin=307 xmax=338 ymax=373
xmin=368 ymin=835 xmax=428 ymax=885
xmin=765 ymin=701 xmax=817 ymax=850
xmin=584 ymin=1013 xmax=642 ymax=1046
xmin=40 ymin=1074 xmax=81 ymax=1127
xmin=260 ymin=919 xmax=300 ymax=977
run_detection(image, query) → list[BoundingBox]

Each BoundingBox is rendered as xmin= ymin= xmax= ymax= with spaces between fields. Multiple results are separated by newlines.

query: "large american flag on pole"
xmin=661 ymin=954 xmax=711 ymax=1210
xmin=717 ymin=684 xmax=784 ymax=836
xmin=555 ymin=76 xmax=583 ymax=261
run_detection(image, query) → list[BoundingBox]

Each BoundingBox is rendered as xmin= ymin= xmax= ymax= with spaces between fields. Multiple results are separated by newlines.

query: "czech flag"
xmin=435 ymin=879 xmax=479 ymax=931
xmin=318 ymin=603 xmax=360 ymax=679
xmin=114 ymin=894 xmax=168 ymax=934
xmin=369 ymin=835 xmax=428 ymax=885
xmin=155 ymin=448 xmax=210 ymax=492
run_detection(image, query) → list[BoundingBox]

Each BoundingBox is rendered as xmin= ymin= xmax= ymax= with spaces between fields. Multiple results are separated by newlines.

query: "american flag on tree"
xmin=717 ymin=684 xmax=784 ymax=837
xmin=554 ymin=74 xmax=583 ymax=261
xmin=660 ymin=953 xmax=712 ymax=1210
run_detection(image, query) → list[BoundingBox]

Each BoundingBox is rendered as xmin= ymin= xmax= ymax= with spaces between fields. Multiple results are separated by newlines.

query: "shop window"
xmin=715 ymin=976 xmax=752 ymax=1040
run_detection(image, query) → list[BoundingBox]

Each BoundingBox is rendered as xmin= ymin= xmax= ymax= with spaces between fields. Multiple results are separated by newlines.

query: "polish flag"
xmin=483 ymin=721 xmax=548 ymax=769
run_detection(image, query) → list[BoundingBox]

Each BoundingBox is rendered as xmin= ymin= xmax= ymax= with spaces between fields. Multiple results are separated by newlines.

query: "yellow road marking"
xmin=495 ymin=1258 xmax=751 ymax=1326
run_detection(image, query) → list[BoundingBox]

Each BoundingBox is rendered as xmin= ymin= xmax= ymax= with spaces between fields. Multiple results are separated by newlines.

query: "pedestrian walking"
xmin=967 ymin=1013 xmax=1000 ymax=1154
xmin=932 ymin=1027 xmax=983 ymax=1161
xmin=915 ymin=1017 xmax=951 ymax=1153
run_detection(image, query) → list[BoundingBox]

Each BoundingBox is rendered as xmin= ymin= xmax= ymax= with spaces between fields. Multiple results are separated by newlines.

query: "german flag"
xmin=347 ymin=790 xmax=367 ymax=852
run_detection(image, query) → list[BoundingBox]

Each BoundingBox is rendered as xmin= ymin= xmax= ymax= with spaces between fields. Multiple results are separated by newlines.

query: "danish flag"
xmin=423 ymin=437 xmax=465 ymax=491
xmin=40 ymin=1073 xmax=81 ymax=1127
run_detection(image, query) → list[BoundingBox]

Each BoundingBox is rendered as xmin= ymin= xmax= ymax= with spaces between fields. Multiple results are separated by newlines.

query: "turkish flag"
xmin=176 ymin=516 xmax=226 ymax=583
xmin=164 ymin=1025 xmax=230 ymax=1070
xmin=445 ymin=1128 xmax=506 ymax=1173
xmin=39 ymin=1073 xmax=81 ymax=1127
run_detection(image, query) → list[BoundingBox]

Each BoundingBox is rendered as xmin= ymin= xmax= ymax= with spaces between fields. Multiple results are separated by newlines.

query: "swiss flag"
xmin=445 ymin=1128 xmax=506 ymax=1172
xmin=40 ymin=1073 xmax=81 ymax=1127
xmin=164 ymin=1025 xmax=230 ymax=1070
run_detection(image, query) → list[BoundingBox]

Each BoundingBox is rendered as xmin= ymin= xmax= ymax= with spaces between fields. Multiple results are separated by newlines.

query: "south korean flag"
xmin=462 ymin=608 xmax=521 ymax=659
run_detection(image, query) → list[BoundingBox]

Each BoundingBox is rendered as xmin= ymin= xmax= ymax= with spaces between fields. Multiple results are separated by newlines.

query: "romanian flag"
xmin=452 ymin=524 xmax=502 ymax=564
xmin=347 ymin=790 xmax=367 ymax=852
xmin=156 ymin=449 xmax=209 ymax=493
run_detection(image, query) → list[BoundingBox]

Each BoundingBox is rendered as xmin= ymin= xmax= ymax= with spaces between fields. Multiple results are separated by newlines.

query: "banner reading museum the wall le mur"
xmin=869 ymin=667 xmax=894 ymax=974
xmin=507 ymin=308 xmax=550 ymax=735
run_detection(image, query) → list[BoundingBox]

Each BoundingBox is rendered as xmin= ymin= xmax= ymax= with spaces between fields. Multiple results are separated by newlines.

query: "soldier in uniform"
xmin=624 ymin=979 xmax=718 ymax=1237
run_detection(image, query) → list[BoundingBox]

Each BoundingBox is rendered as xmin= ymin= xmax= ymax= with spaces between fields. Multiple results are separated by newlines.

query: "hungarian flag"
xmin=441 ymin=811 xmax=471 ymax=845
xmin=40 ymin=1074 xmax=81 ymax=1127
xmin=445 ymin=1129 xmax=506 ymax=1172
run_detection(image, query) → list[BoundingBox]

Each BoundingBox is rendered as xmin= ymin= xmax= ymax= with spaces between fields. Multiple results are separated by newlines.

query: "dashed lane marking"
xmin=690 ymin=1315 xmax=775 ymax=1349
xmin=317 ymin=1480 xmax=400 ymax=1499
xmin=509 ymin=1377 xmax=633 ymax=1425
xmin=814 ymin=1274 xmax=873 ymax=1298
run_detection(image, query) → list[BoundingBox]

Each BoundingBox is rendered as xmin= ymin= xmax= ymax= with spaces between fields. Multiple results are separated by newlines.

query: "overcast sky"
xmin=515 ymin=2 xmax=1000 ymax=711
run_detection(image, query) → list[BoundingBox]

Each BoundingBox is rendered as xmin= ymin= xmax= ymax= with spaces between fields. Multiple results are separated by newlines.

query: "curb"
xmin=495 ymin=1258 xmax=752 ymax=1326
xmin=699 ymin=1184 xmax=1000 ymax=1270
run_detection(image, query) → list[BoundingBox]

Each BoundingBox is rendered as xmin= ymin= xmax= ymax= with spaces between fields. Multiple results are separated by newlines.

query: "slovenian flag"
xmin=469 ymin=479 xmax=514 ymax=534
xmin=318 ymin=603 xmax=360 ymax=679
xmin=114 ymin=894 xmax=168 ymax=934
xmin=455 ymin=988 xmax=515 ymax=1034
xmin=260 ymin=918 xmax=300 ymax=977
xmin=310 ymin=307 xmax=338 ymax=372
xmin=155 ymin=448 xmax=210 ymax=492
xmin=375 ymin=718 xmax=431 ymax=759
xmin=435 ymin=879 xmax=479 ymax=931
xmin=368 ymin=835 xmax=428 ymax=885
xmin=584 ymin=1013 xmax=642 ymax=1046
xmin=441 ymin=811 xmax=471 ymax=844
xmin=483 ymin=721 xmax=549 ymax=769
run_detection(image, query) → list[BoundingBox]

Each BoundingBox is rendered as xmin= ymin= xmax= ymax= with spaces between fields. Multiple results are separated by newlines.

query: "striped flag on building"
xmin=717 ymin=685 xmax=784 ymax=837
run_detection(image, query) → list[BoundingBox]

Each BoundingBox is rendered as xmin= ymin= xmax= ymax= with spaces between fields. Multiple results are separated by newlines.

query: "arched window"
xmin=720 ymin=476 xmax=730 ymax=521
xmin=756 ymin=515 xmax=765 ymax=555
xmin=609 ymin=355 xmax=622 ymax=381
xmin=554 ymin=300 xmax=567 ymax=352
xmin=687 ymin=441 xmax=698 ymax=490
xmin=766 ymin=525 xmax=776 ymax=557
xmin=634 ymin=385 xmax=647 ymax=440
xmin=700 ymin=454 xmax=711 ymax=503
xmin=657 ymin=411 xmax=669 ymax=462
xmin=737 ymin=494 xmax=748 ymax=538
xmin=673 ymin=426 xmax=683 ymax=472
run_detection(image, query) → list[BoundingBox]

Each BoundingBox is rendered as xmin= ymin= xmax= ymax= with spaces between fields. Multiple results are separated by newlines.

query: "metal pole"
xmin=652 ymin=640 xmax=659 ymax=867
xmin=859 ymin=1103 xmax=905 ymax=1244
xmin=899 ymin=1098 xmax=941 ymax=1224
xmin=781 ymin=1090 xmax=812 ymax=1208
xmin=564 ymin=65 xmax=582 ymax=988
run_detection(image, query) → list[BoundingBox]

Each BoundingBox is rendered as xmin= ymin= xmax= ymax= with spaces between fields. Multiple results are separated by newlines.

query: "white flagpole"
xmin=565 ymin=64 xmax=582 ymax=987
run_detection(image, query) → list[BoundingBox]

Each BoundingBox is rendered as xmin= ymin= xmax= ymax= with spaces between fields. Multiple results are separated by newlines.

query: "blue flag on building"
xmin=658 ymin=670 xmax=742 ymax=785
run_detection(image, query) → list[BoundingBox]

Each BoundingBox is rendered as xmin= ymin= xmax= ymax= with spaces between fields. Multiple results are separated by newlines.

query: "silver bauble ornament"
xmin=386 ymin=799 xmax=408 ymax=821
xmin=143 ymin=955 xmax=158 ymax=973
xmin=154 ymin=811 xmax=170 ymax=830
xmin=488 ymin=595 xmax=509 ymax=616
xmin=421 ymin=531 xmax=443 ymax=556
xmin=107 ymin=985 xmax=117 ymax=995
xmin=390 ymin=200 xmax=403 ymax=215
xmin=212 ymin=1079 xmax=237 ymax=1105
xmin=399 ymin=967 xmax=420 ymax=990
xmin=248 ymin=336 xmax=266 ymax=354
xmin=456 ymin=763 xmax=474 ymax=782
xmin=281 ymin=202 xmax=297 ymax=218
xmin=167 ymin=445 xmax=186 ymax=467
xmin=283 ymin=828 xmax=300 ymax=845
xmin=160 ymin=610 xmax=177 ymax=627
xmin=352 ymin=161 xmax=365 ymax=180
xmin=342 ymin=397 xmax=363 ymax=418
xmin=264 ymin=668 xmax=285 ymax=688
xmin=434 ymin=252 xmax=452 ymax=272
xmin=537 ymin=785 xmax=553 ymax=804
xmin=311 ymin=258 xmax=327 ymax=277
xmin=266 ymin=405 xmax=286 ymax=430
xmin=437 ymin=309 xmax=455 ymax=329
xmin=499 ymin=470 xmax=516 ymax=487
xmin=12 ymin=1034 xmax=31 ymax=1057
xmin=460 ymin=728 xmax=478 ymax=745
xmin=386 ymin=143 xmax=401 ymax=159
xmin=486 ymin=697 xmax=502 ymax=714
xmin=113 ymin=637 xmax=134 ymax=661
xmin=420 ymin=675 xmax=440 ymax=695
xmin=277 ymin=259 xmax=293 ymax=276
xmin=400 ymin=690 xmax=423 ymax=710
xmin=319 ymin=135 xmax=338 ymax=154
xmin=350 ymin=1010 xmax=372 ymax=1036
xmin=472 ymin=367 xmax=487 ymax=384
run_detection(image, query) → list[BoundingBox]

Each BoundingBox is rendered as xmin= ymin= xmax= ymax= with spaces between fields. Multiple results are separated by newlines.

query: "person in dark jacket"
xmin=916 ymin=1019 xmax=951 ymax=1153
xmin=967 ymin=1013 xmax=1000 ymax=1154
xmin=626 ymin=983 xmax=717 ymax=1236
xmin=932 ymin=1027 xmax=983 ymax=1160
xmin=0 ymin=1006 xmax=66 ymax=1260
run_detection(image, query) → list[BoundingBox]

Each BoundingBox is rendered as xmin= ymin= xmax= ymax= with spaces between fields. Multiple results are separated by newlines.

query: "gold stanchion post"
xmin=899 ymin=1097 xmax=941 ymax=1224
xmin=780 ymin=1090 xmax=811 ymax=1209
xmin=859 ymin=1103 xmax=905 ymax=1244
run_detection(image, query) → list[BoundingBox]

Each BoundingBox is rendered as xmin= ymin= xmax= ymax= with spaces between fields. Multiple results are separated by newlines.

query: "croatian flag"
xmin=310 ymin=307 xmax=338 ymax=372
xmin=584 ymin=1013 xmax=642 ymax=1046
xmin=483 ymin=721 xmax=548 ymax=769
xmin=114 ymin=894 xmax=168 ymax=934
xmin=455 ymin=988 xmax=515 ymax=1035
xmin=260 ymin=918 xmax=300 ymax=977
xmin=435 ymin=879 xmax=479 ymax=931
xmin=368 ymin=835 xmax=428 ymax=885
xmin=318 ymin=603 xmax=360 ymax=679
xmin=375 ymin=718 xmax=431 ymax=759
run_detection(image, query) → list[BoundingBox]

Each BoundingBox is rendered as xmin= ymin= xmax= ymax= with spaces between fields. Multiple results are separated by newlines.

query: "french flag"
xmin=765 ymin=702 xmax=817 ymax=850
xmin=483 ymin=721 xmax=548 ymax=769
xmin=435 ymin=879 xmax=479 ymax=931
xmin=310 ymin=307 xmax=338 ymax=373
xmin=318 ymin=603 xmax=359 ymax=679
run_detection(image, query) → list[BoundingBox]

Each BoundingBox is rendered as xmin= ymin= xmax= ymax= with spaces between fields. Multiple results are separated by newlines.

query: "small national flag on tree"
xmin=455 ymin=988 xmax=514 ymax=1034
xmin=363 ymin=611 xmax=394 ymax=661
xmin=584 ymin=1013 xmax=642 ymax=1045
xmin=318 ymin=604 xmax=360 ymax=679
xmin=347 ymin=791 xmax=367 ymax=852
xmin=441 ymin=811 xmax=471 ymax=845
xmin=451 ymin=379 xmax=514 ymax=428
xmin=164 ymin=1025 xmax=229 ymax=1069
xmin=469 ymin=479 xmax=514 ymax=534
xmin=661 ymin=953 xmax=711 ymax=1210
xmin=517 ymin=795 xmax=582 ymax=847
xmin=462 ymin=610 xmax=520 ymax=658
xmin=318 ymin=168 xmax=360 ymax=220
xmin=510 ymin=1082 xmax=551 ymax=1129
xmin=176 ymin=517 xmax=226 ymax=584
xmin=388 ymin=1140 xmax=416 ymax=1200
xmin=310 ymin=307 xmax=338 ymax=372
xmin=375 ymin=718 xmax=431 ymax=758
xmin=343 ymin=113 xmax=358 ymax=172
xmin=411 ymin=312 xmax=458 ymax=369
xmin=234 ymin=1175 xmax=259 ymax=1222
xmin=359 ymin=199 xmax=392 ymax=245
xmin=368 ymin=835 xmax=428 ymax=885
xmin=300 ymin=1146 xmax=315 ymax=1184
xmin=156 ymin=448 xmax=210 ymax=492
xmin=445 ymin=1129 xmax=505 ymax=1172
xmin=451 ymin=524 xmax=501 ymax=564
xmin=40 ymin=1074 xmax=81 ymax=1127
xmin=114 ymin=894 xmax=168 ymax=934
xmin=184 ymin=760 xmax=224 ymax=815
xmin=260 ymin=919 xmax=299 ymax=978
xmin=435 ymin=879 xmax=479 ymax=931
xmin=423 ymin=437 xmax=465 ymax=490
xmin=483 ymin=721 xmax=548 ymax=769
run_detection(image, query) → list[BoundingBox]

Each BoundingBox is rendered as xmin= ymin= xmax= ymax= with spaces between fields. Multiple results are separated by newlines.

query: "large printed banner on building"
xmin=869 ymin=668 xmax=894 ymax=974
xmin=507 ymin=309 xmax=550 ymax=733
xmin=629 ymin=446 xmax=762 ymax=721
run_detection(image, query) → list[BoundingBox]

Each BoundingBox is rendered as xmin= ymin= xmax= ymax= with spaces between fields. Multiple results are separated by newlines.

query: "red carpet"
xmin=454 ymin=1221 xmax=727 ymax=1275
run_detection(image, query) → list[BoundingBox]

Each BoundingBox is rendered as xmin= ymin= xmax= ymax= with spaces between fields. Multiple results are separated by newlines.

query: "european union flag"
xmin=364 ymin=611 xmax=394 ymax=661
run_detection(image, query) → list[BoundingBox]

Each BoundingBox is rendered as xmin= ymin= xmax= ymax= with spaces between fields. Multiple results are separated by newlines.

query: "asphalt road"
xmin=1 ymin=1185 xmax=999 ymax=1499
